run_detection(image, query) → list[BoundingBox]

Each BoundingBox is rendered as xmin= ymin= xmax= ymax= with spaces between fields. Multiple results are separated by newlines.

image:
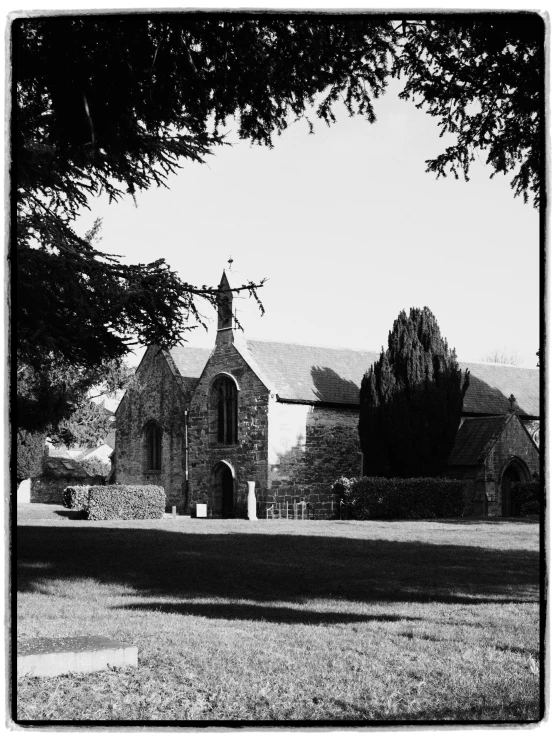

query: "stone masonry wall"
xmin=484 ymin=414 xmax=540 ymax=516
xmin=267 ymin=403 xmax=362 ymax=519
xmin=30 ymin=476 xmax=101 ymax=504
xmin=31 ymin=478 xmax=71 ymax=504
xmin=115 ymin=346 xmax=189 ymax=510
xmin=187 ymin=341 xmax=270 ymax=517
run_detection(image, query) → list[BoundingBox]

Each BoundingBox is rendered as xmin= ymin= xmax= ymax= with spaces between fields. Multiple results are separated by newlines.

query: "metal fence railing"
xmin=265 ymin=500 xmax=316 ymax=520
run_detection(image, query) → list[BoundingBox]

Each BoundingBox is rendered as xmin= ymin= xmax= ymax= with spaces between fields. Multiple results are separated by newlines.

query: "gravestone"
xmin=18 ymin=636 xmax=138 ymax=678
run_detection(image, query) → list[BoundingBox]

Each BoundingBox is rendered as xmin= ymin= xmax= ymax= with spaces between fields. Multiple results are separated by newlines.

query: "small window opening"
xmin=144 ymin=422 xmax=162 ymax=471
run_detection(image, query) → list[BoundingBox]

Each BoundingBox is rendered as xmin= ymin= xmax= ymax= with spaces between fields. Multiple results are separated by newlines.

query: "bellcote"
xmin=217 ymin=271 xmax=233 ymax=332
xmin=216 ymin=271 xmax=243 ymax=347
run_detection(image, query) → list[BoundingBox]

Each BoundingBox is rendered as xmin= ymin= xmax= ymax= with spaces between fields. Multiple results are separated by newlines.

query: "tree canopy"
xmin=396 ymin=17 xmax=542 ymax=207
xmin=13 ymin=14 xmax=543 ymax=433
xmin=359 ymin=307 xmax=470 ymax=478
xmin=16 ymin=429 xmax=45 ymax=482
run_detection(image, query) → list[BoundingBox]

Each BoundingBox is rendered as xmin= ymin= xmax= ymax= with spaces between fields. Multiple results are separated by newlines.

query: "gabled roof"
xmin=447 ymin=415 xmax=510 ymax=466
xmin=165 ymin=345 xmax=212 ymax=396
xmin=42 ymin=454 xmax=93 ymax=480
xmin=165 ymin=340 xmax=540 ymax=416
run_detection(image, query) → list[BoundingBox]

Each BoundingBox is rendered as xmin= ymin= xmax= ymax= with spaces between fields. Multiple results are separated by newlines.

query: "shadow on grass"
xmin=428 ymin=517 xmax=540 ymax=526
xmin=113 ymin=600 xmax=422 ymax=625
xmin=54 ymin=510 xmax=86 ymax=520
xmin=17 ymin=525 xmax=540 ymax=619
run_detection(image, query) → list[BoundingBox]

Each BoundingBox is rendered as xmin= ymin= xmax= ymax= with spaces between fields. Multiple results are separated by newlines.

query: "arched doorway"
xmin=501 ymin=459 xmax=530 ymax=517
xmin=212 ymin=462 xmax=234 ymax=518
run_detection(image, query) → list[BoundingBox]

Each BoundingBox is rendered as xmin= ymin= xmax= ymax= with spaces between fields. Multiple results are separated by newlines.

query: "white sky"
xmin=74 ymin=75 xmax=540 ymax=369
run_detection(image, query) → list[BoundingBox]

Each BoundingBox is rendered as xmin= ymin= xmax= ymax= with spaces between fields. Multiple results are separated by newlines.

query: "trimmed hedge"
xmin=63 ymin=485 xmax=90 ymax=510
xmin=85 ymin=485 xmax=166 ymax=520
xmin=511 ymin=482 xmax=541 ymax=516
xmin=332 ymin=476 xmax=466 ymax=520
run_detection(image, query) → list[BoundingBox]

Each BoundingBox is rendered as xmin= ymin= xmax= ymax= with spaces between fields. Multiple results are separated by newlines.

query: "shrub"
xmin=17 ymin=430 xmax=45 ymax=482
xmin=332 ymin=476 xmax=466 ymax=520
xmin=63 ymin=485 xmax=90 ymax=510
xmin=511 ymin=482 xmax=541 ymax=516
xmin=80 ymin=457 xmax=111 ymax=479
xmin=85 ymin=485 xmax=165 ymax=520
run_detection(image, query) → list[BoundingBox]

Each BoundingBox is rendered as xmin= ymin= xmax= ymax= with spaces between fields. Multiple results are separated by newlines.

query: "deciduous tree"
xmin=481 ymin=349 xmax=523 ymax=365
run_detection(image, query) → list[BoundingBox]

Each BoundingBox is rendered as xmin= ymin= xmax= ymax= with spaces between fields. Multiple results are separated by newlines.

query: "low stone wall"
xmin=265 ymin=482 xmax=336 ymax=519
xmin=30 ymin=479 xmax=68 ymax=504
xmin=30 ymin=476 xmax=103 ymax=504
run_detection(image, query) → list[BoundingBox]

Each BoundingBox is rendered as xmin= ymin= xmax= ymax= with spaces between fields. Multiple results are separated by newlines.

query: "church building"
xmin=114 ymin=273 xmax=540 ymax=518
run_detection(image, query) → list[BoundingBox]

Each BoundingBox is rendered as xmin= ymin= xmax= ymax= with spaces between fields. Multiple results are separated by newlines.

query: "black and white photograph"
xmin=11 ymin=4 xmax=544 ymax=727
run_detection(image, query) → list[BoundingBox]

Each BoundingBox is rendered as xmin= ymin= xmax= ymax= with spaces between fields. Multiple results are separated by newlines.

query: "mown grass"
xmin=16 ymin=504 xmax=542 ymax=723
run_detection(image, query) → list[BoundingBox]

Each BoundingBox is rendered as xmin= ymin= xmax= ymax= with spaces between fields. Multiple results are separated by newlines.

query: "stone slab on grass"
xmin=18 ymin=636 xmax=138 ymax=678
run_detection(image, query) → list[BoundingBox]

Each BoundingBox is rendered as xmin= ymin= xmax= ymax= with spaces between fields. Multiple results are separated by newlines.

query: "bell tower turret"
xmin=217 ymin=271 xmax=233 ymax=332
xmin=216 ymin=270 xmax=242 ymax=346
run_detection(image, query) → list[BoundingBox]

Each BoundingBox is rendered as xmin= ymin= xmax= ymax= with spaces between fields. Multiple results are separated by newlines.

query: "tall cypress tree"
xmin=359 ymin=307 xmax=470 ymax=477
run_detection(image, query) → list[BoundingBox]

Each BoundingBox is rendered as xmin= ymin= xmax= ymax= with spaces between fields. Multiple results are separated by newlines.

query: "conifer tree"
xmin=359 ymin=307 xmax=470 ymax=478
xmin=16 ymin=430 xmax=45 ymax=483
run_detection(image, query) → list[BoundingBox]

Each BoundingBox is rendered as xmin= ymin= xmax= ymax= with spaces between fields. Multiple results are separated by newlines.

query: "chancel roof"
xmin=447 ymin=416 xmax=511 ymax=466
xmin=167 ymin=340 xmax=540 ymax=417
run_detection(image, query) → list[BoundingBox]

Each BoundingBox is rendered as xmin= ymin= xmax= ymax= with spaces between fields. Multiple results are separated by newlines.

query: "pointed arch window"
xmin=144 ymin=421 xmax=162 ymax=472
xmin=211 ymin=376 xmax=238 ymax=445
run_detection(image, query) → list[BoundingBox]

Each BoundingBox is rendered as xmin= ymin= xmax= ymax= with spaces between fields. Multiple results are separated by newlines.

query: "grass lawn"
xmin=16 ymin=504 xmax=542 ymax=723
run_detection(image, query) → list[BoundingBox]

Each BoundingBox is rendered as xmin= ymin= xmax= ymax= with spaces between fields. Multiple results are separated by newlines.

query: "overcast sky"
xmin=74 ymin=71 xmax=539 ymax=371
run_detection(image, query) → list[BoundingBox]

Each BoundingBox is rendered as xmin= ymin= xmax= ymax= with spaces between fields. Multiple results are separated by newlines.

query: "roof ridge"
xmin=246 ymin=338 xmax=379 ymax=353
xmin=169 ymin=339 xmax=537 ymax=373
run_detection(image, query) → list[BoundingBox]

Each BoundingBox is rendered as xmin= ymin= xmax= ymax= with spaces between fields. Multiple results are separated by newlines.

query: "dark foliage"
xmin=17 ymin=350 xmax=129 ymax=435
xmin=359 ymin=307 xmax=470 ymax=477
xmin=395 ymin=17 xmax=543 ymax=207
xmin=62 ymin=485 xmax=90 ymax=510
xmin=13 ymin=15 xmax=542 ymax=434
xmin=79 ymin=457 xmax=111 ymax=480
xmin=333 ymin=476 xmax=467 ymax=519
xmin=16 ymin=429 xmax=45 ymax=482
xmin=52 ymin=400 xmax=114 ymax=450
xmin=85 ymin=485 xmax=166 ymax=520
xmin=511 ymin=481 xmax=541 ymax=516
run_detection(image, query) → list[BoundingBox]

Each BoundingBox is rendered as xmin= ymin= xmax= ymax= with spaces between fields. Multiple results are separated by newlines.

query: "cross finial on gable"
xmin=508 ymin=394 xmax=516 ymax=411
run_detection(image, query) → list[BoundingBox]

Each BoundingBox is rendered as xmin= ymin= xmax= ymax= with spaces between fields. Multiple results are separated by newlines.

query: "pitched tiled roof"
xmin=447 ymin=416 xmax=509 ymax=466
xmin=246 ymin=340 xmax=379 ymax=405
xmin=166 ymin=340 xmax=540 ymax=417
xmin=461 ymin=362 xmax=539 ymax=417
xmin=165 ymin=346 xmax=212 ymax=396
xmin=43 ymin=455 xmax=92 ymax=480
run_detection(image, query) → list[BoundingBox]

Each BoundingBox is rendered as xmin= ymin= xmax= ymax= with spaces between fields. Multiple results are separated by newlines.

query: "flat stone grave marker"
xmin=18 ymin=636 xmax=138 ymax=678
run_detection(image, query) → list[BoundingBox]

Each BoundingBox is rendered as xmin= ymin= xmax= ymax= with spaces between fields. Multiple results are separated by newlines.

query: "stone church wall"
xmin=115 ymin=346 xmax=189 ymax=510
xmin=267 ymin=403 xmax=362 ymax=518
xmin=483 ymin=414 xmax=540 ymax=516
xmin=187 ymin=342 xmax=270 ymax=517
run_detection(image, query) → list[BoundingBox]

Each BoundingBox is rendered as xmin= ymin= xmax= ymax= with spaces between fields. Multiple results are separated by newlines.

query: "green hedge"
xmin=332 ymin=476 xmax=466 ymax=519
xmin=511 ymin=482 xmax=541 ymax=516
xmin=85 ymin=485 xmax=166 ymax=520
xmin=62 ymin=485 xmax=90 ymax=510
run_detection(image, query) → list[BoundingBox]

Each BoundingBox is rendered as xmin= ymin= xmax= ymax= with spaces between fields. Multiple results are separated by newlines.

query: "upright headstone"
xmin=247 ymin=481 xmax=257 ymax=520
